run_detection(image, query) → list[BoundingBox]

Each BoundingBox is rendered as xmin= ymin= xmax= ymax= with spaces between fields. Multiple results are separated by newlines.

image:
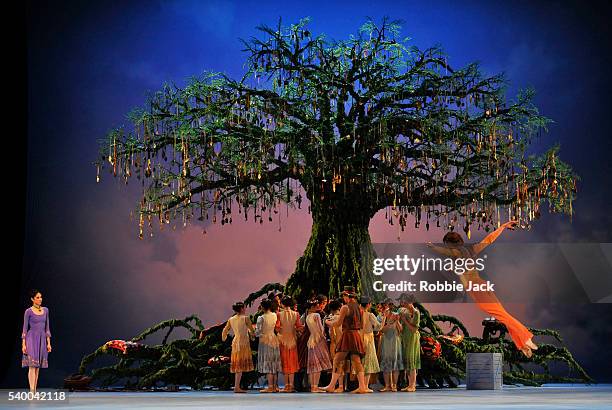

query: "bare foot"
xmin=234 ymin=388 xmax=247 ymax=393
xmin=259 ymin=387 xmax=274 ymax=393
xmin=333 ymin=386 xmax=344 ymax=393
xmin=526 ymin=339 xmax=538 ymax=350
xmin=379 ymin=386 xmax=391 ymax=392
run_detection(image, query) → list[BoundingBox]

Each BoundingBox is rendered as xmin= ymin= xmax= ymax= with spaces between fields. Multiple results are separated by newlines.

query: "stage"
xmin=3 ymin=385 xmax=611 ymax=409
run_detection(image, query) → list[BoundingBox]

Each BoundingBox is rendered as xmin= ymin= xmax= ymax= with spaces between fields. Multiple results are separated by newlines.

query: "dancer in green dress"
xmin=378 ymin=304 xmax=403 ymax=392
xmin=398 ymin=294 xmax=420 ymax=392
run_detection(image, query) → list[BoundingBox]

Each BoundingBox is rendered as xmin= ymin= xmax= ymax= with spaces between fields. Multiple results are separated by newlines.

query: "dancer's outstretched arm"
xmin=472 ymin=221 xmax=518 ymax=255
xmin=326 ymin=305 xmax=347 ymax=328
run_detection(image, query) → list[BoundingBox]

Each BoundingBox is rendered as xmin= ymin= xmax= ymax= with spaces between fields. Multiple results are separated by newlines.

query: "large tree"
xmin=97 ymin=17 xmax=576 ymax=302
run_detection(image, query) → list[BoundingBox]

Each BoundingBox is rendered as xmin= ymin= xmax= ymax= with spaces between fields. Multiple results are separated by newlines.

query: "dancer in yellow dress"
xmin=221 ymin=302 xmax=254 ymax=393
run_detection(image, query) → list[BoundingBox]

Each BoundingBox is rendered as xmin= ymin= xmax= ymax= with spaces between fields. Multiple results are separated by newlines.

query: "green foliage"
xmin=97 ymin=17 xmax=578 ymax=244
xmin=243 ymin=282 xmax=284 ymax=307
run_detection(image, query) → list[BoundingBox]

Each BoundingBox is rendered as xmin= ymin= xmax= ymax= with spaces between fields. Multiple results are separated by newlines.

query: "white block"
xmin=466 ymin=353 xmax=503 ymax=390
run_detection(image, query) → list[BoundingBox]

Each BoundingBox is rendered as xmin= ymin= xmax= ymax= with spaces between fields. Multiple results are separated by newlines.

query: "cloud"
xmin=83 ymin=190 xmax=313 ymax=327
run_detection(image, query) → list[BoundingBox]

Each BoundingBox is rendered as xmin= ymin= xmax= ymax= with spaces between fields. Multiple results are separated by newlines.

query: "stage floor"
xmin=2 ymin=385 xmax=612 ymax=409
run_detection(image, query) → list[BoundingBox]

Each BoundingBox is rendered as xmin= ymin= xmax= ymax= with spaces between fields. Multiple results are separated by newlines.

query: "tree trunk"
xmin=284 ymin=201 xmax=377 ymax=303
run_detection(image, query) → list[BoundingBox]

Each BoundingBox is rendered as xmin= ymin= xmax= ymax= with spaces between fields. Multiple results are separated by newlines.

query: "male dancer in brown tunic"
xmin=323 ymin=286 xmax=371 ymax=393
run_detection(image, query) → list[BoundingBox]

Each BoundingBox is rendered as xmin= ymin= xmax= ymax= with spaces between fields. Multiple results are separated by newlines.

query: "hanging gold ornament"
xmin=112 ymin=138 xmax=117 ymax=177
xmin=138 ymin=213 xmax=144 ymax=240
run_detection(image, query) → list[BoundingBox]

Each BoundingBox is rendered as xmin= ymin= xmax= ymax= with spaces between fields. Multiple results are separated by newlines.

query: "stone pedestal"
xmin=466 ymin=352 xmax=503 ymax=390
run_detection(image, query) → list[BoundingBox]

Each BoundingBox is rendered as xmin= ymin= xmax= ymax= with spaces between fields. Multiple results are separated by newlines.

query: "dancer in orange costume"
xmin=427 ymin=220 xmax=538 ymax=357
xmin=275 ymin=296 xmax=304 ymax=392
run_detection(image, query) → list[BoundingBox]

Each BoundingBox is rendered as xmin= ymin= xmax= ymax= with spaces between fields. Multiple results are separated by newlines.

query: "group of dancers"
xmin=221 ymin=286 xmax=421 ymax=394
xmin=221 ymin=221 xmax=542 ymax=394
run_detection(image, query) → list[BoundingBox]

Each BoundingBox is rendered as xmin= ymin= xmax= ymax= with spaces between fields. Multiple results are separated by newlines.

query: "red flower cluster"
xmin=207 ymin=355 xmax=230 ymax=366
xmin=104 ymin=340 xmax=142 ymax=354
xmin=421 ymin=336 xmax=442 ymax=360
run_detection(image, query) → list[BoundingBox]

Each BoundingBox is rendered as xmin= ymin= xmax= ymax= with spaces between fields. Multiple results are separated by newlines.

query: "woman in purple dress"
xmin=21 ymin=289 xmax=52 ymax=393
